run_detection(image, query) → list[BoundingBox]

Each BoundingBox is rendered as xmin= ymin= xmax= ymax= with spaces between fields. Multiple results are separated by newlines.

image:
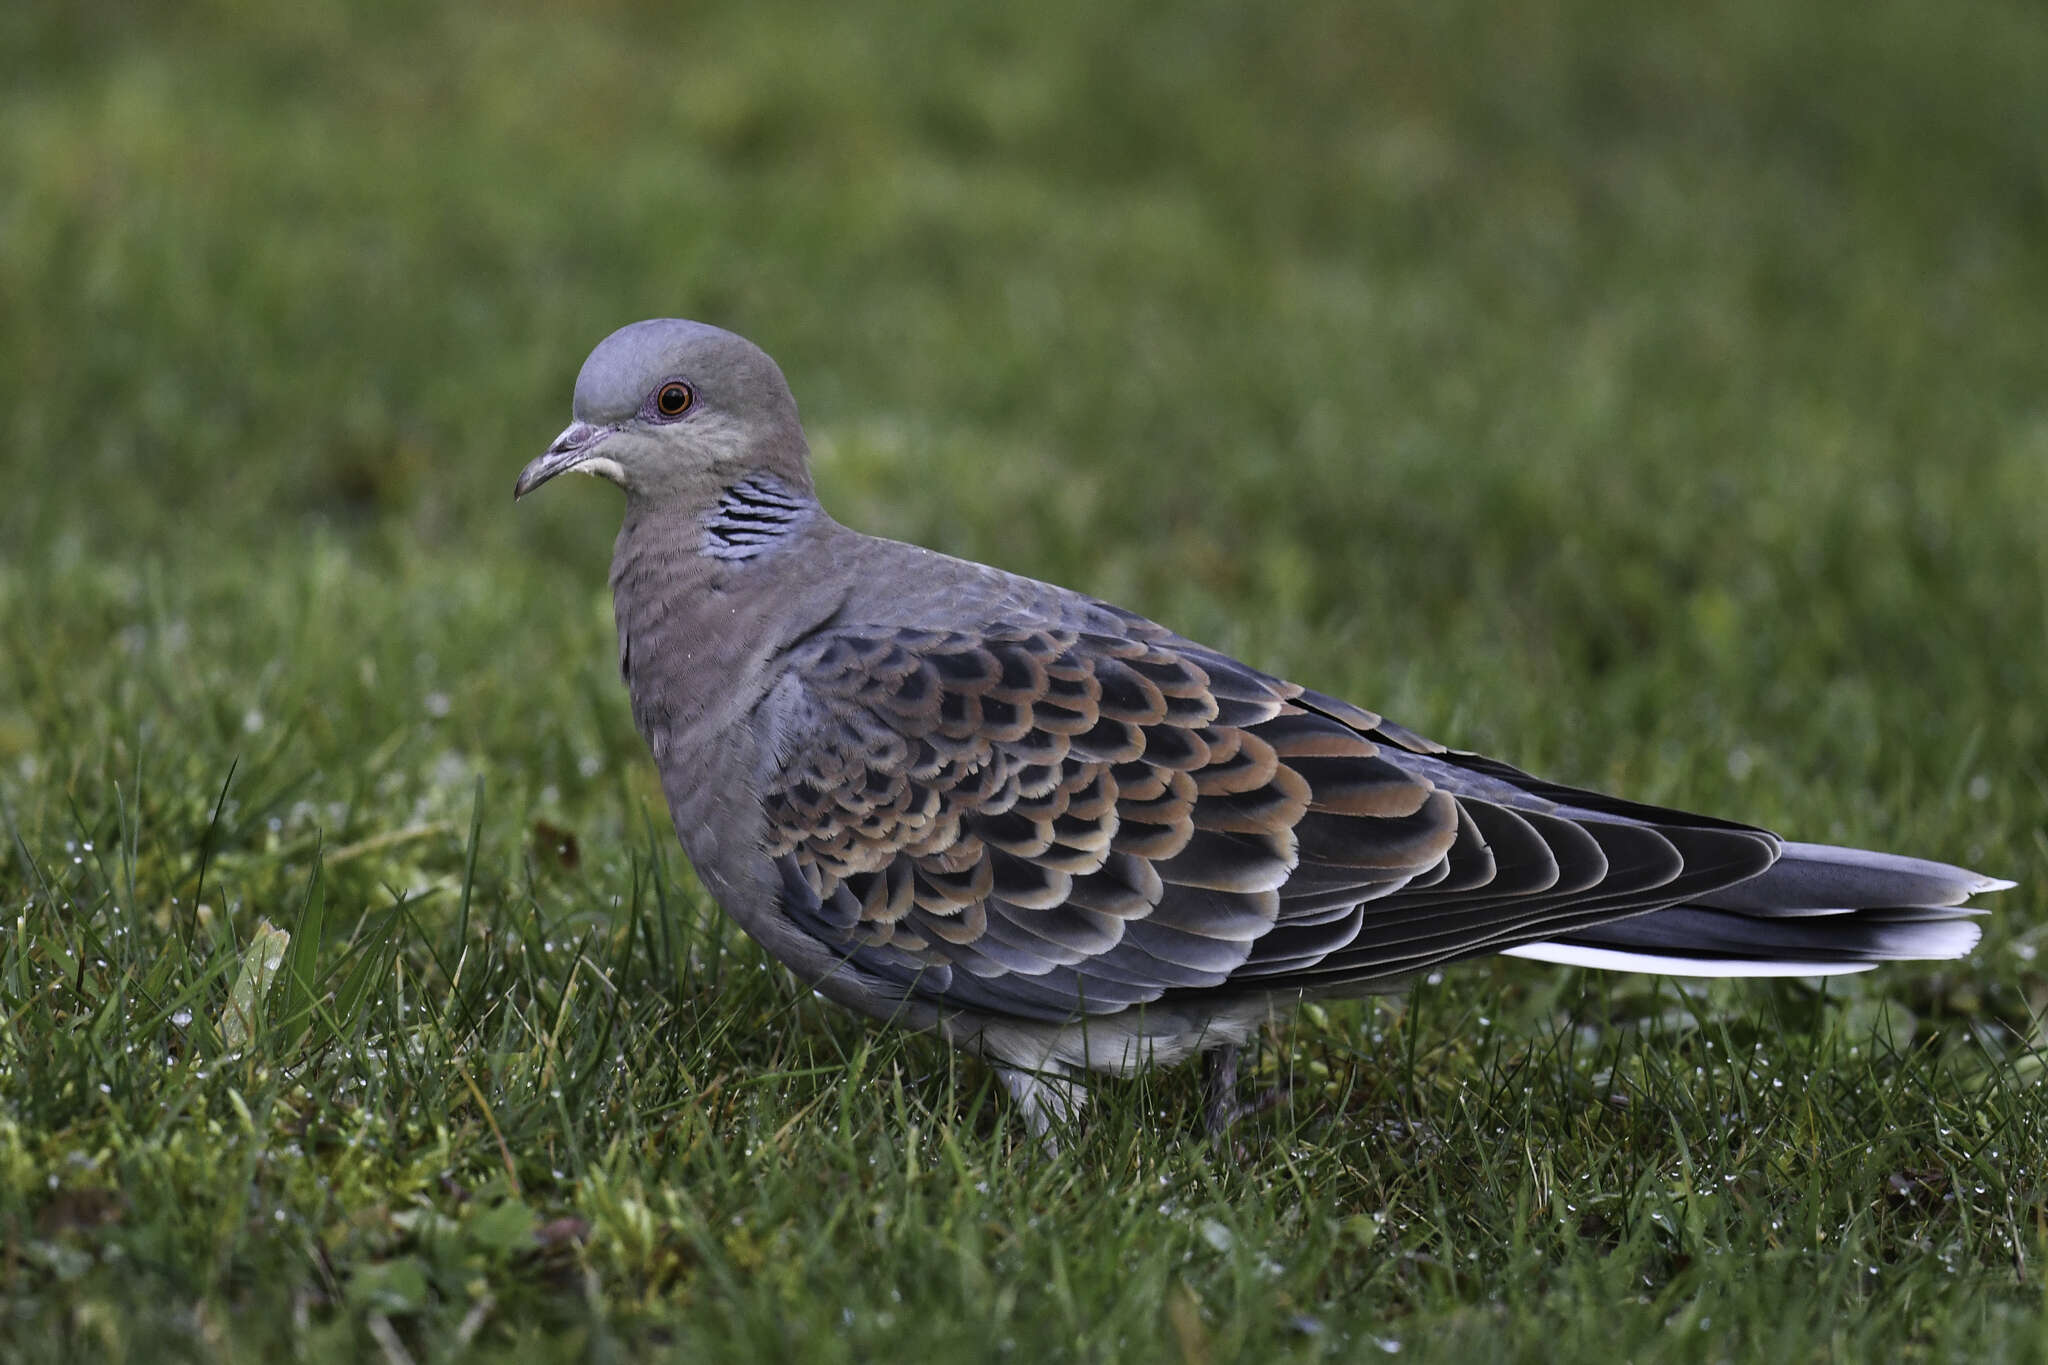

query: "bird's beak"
xmin=514 ymin=421 xmax=620 ymax=499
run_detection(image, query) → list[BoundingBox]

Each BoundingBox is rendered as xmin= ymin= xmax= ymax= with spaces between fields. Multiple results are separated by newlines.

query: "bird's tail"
xmin=1501 ymin=842 xmax=2011 ymax=977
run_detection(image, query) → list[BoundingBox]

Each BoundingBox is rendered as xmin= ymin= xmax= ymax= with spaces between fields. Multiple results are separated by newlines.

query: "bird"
xmin=515 ymin=318 xmax=2012 ymax=1139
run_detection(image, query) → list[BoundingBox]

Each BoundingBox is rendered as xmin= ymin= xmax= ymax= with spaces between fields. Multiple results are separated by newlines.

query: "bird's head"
xmin=515 ymin=319 xmax=810 ymax=503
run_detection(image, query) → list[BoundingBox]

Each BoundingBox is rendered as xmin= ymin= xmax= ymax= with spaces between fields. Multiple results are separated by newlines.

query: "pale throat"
xmin=574 ymin=456 xmax=627 ymax=485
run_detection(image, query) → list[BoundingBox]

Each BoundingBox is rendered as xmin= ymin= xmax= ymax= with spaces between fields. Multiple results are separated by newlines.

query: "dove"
xmin=515 ymin=318 xmax=2011 ymax=1137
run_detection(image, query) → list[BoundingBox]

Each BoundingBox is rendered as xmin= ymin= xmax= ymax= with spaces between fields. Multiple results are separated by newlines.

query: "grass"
xmin=3 ymin=0 xmax=2046 ymax=1358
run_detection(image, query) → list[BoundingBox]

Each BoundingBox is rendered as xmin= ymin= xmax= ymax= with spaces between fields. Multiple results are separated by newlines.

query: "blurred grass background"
xmin=2 ymin=0 xmax=2045 ymax=1360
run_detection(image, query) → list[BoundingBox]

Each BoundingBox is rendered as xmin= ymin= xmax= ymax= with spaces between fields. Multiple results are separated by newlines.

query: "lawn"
xmin=3 ymin=0 xmax=2046 ymax=1359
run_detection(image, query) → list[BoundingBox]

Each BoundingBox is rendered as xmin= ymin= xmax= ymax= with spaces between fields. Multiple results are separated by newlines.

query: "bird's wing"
xmin=754 ymin=615 xmax=1781 ymax=1021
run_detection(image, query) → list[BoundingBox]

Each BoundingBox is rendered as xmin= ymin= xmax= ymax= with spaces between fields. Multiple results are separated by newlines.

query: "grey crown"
xmin=516 ymin=319 xmax=2012 ymax=1136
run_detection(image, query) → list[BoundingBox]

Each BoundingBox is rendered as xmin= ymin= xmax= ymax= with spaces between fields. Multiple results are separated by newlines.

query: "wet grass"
xmin=3 ymin=0 xmax=2046 ymax=1359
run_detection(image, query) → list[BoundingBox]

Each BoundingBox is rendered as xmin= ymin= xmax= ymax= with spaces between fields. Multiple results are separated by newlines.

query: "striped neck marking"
xmin=703 ymin=476 xmax=812 ymax=560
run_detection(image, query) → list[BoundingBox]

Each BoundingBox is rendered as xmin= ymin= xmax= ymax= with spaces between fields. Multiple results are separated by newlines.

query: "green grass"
xmin=3 ymin=0 xmax=2047 ymax=1358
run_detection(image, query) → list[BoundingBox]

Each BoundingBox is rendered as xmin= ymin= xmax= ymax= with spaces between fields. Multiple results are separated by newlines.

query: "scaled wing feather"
xmin=757 ymin=613 xmax=1795 ymax=1021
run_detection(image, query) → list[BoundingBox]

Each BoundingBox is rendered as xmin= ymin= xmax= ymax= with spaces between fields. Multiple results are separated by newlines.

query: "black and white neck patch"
xmin=703 ymin=476 xmax=813 ymax=560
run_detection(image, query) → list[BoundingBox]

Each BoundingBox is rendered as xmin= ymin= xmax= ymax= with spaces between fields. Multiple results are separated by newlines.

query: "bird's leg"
xmin=996 ymin=1064 xmax=1086 ymax=1155
xmin=1203 ymin=1045 xmax=1243 ymax=1137
xmin=1202 ymin=1043 xmax=1290 ymax=1138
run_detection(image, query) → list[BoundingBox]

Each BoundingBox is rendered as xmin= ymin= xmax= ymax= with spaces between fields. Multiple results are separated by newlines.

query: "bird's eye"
xmin=655 ymin=381 xmax=694 ymax=418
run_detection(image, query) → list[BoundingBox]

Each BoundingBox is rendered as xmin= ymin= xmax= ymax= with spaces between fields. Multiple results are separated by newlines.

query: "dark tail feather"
xmin=1693 ymin=842 xmax=2008 ymax=912
xmin=1502 ymin=841 xmax=2010 ymax=978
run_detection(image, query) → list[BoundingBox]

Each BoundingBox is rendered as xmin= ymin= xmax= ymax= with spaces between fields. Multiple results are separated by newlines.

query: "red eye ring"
xmin=655 ymin=381 xmax=693 ymax=418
